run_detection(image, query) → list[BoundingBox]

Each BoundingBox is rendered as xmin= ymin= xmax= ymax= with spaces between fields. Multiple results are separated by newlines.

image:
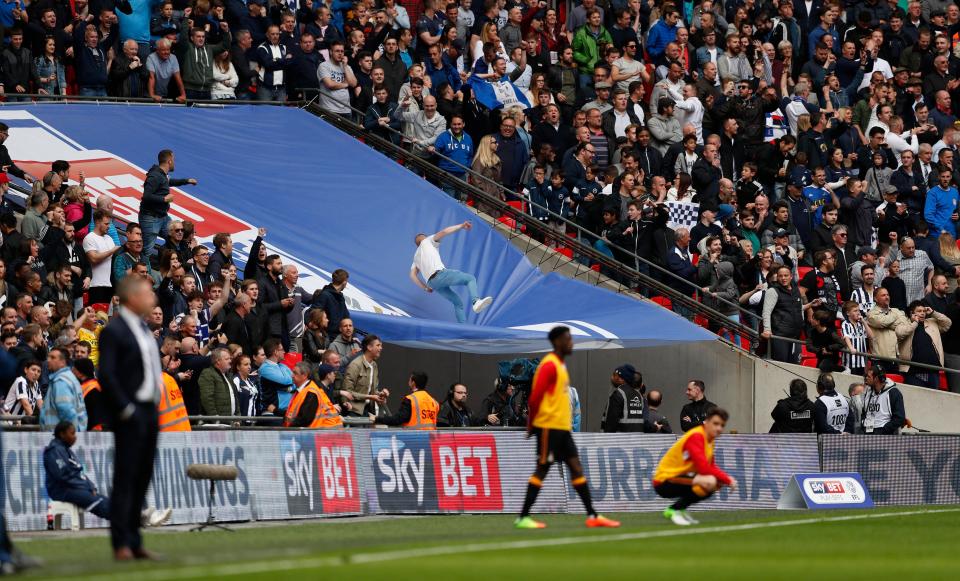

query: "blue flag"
xmin=467 ymin=78 xmax=531 ymax=110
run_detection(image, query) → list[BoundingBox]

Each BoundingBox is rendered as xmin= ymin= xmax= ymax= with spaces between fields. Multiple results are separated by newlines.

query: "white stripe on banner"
xmin=78 ymin=508 xmax=960 ymax=581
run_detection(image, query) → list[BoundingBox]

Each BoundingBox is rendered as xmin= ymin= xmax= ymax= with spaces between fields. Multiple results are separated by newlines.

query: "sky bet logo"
xmin=809 ymin=481 xmax=845 ymax=494
xmin=371 ymin=433 xmax=504 ymax=512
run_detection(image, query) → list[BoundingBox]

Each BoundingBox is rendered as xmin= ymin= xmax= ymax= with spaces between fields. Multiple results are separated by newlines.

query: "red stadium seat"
xmin=797 ymin=266 xmax=813 ymax=279
xmin=506 ymin=200 xmax=524 ymax=211
xmin=590 ymin=264 xmax=601 ymax=272
xmin=691 ymin=253 xmax=700 ymax=265
xmin=887 ymin=373 xmax=905 ymax=384
xmin=497 ymin=215 xmax=518 ymax=230
xmin=650 ymin=296 xmax=673 ymax=310
xmin=282 ymin=352 xmax=302 ymax=370
xmin=556 ymin=247 xmax=574 ymax=259
xmin=939 ymin=371 xmax=948 ymax=391
xmin=694 ymin=315 xmax=709 ymax=328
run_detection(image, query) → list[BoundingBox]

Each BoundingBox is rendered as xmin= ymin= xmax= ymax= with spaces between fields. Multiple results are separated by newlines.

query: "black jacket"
xmin=140 ymin=164 xmax=190 ymax=217
xmin=437 ymin=400 xmax=480 ymax=427
xmin=691 ymin=158 xmax=722 ymax=209
xmin=108 ymin=51 xmax=149 ymax=97
xmin=679 ymin=397 xmax=715 ymax=432
xmin=316 ymin=284 xmax=349 ymax=336
xmin=1 ymin=45 xmax=31 ymax=89
xmin=222 ymin=309 xmax=252 ymax=355
xmin=770 ymin=395 xmax=815 ymax=433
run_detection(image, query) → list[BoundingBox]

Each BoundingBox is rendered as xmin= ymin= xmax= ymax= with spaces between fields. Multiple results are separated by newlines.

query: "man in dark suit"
xmin=98 ymin=276 xmax=163 ymax=561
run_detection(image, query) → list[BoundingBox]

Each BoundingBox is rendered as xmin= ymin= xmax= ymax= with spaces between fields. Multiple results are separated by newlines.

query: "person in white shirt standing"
xmin=82 ymin=210 xmax=121 ymax=304
xmin=410 ymin=221 xmax=493 ymax=323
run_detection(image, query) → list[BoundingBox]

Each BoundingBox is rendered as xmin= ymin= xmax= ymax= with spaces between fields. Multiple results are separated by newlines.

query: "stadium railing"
xmin=12 ymin=94 xmax=960 ymax=390
xmin=0 ymin=91 xmax=762 ymax=350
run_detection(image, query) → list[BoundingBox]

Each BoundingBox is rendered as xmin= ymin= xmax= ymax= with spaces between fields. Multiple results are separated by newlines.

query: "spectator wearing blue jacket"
xmin=523 ymin=166 xmax=550 ymax=221
xmin=924 ymin=166 xmax=960 ymax=238
xmin=434 ymin=116 xmax=474 ymax=200
xmin=40 ymin=348 xmax=87 ymax=431
xmin=74 ymin=25 xmax=109 ymax=96
xmin=258 ymin=338 xmax=294 ymax=413
xmin=646 ymin=9 xmax=680 ymax=64
xmin=425 ymin=44 xmax=462 ymax=93
xmin=543 ymin=171 xmax=572 ymax=226
xmin=43 ymin=421 xmax=110 ymax=519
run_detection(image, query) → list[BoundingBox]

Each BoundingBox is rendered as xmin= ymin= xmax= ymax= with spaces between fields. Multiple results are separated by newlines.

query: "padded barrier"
xmin=9 ymin=431 xmax=957 ymax=531
xmin=5 ymin=430 xmax=827 ymax=531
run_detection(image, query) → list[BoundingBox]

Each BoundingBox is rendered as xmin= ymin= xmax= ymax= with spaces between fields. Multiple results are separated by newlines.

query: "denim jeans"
xmin=429 ymin=269 xmax=479 ymax=323
xmin=441 ymin=173 xmax=466 ymax=201
xmin=139 ymin=212 xmax=170 ymax=256
xmin=79 ymin=87 xmax=107 ymax=97
xmin=257 ymin=86 xmax=287 ymax=103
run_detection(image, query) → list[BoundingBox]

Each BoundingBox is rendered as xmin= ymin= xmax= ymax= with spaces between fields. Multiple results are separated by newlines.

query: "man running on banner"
xmin=652 ymin=406 xmax=737 ymax=526
xmin=410 ymin=221 xmax=494 ymax=323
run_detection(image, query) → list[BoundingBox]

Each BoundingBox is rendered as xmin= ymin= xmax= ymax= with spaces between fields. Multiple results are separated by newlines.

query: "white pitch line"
xmin=75 ymin=508 xmax=960 ymax=581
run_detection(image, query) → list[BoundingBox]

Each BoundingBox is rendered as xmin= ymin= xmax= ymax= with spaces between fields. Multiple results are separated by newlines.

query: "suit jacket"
xmin=98 ymin=311 xmax=154 ymax=417
xmin=691 ymin=158 xmax=721 ymax=209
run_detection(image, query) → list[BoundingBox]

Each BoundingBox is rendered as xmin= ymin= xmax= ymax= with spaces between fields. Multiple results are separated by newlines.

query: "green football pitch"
xmin=15 ymin=507 xmax=960 ymax=580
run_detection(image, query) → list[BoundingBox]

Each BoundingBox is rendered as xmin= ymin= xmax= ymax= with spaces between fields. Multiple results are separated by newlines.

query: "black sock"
xmin=520 ymin=478 xmax=542 ymax=517
xmin=573 ymin=481 xmax=596 ymax=517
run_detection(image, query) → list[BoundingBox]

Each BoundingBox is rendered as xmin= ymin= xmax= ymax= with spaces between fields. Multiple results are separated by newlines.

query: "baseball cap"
xmin=451 ymin=39 xmax=465 ymax=53
xmin=857 ymin=246 xmax=878 ymax=257
xmin=595 ymin=81 xmax=612 ymax=90
xmin=316 ymin=364 xmax=337 ymax=377
xmin=614 ymin=364 xmax=636 ymax=383
xmin=774 ymin=228 xmax=790 ymax=238
xmin=883 ymin=183 xmax=899 ymax=195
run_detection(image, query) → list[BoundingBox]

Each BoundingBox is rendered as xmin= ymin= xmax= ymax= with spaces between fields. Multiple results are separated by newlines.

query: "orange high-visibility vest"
xmin=402 ymin=390 xmax=439 ymax=430
xmin=283 ymin=382 xmax=343 ymax=428
xmin=80 ymin=379 xmax=103 ymax=431
xmin=158 ymin=372 xmax=191 ymax=432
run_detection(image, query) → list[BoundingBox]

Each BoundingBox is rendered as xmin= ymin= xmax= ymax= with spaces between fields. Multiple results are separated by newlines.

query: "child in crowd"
xmin=840 ymin=301 xmax=872 ymax=376
xmin=881 ymin=259 xmax=908 ymax=311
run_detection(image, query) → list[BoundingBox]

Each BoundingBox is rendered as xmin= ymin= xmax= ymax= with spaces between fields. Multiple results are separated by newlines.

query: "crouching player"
xmin=652 ymin=407 xmax=737 ymax=526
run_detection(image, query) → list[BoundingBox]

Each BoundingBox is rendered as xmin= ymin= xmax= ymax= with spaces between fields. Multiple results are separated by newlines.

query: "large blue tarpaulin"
xmin=1 ymin=104 xmax=714 ymax=352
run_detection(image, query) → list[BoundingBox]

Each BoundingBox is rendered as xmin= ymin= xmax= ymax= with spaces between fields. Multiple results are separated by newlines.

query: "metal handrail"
xmin=4 ymin=92 xmax=756 ymax=344
xmin=303 ymin=101 xmax=760 ymax=343
xmin=325 ymin=95 xmax=760 ymax=324
xmin=768 ymin=332 xmax=960 ymax=377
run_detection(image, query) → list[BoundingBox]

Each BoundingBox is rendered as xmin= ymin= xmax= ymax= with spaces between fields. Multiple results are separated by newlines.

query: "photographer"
xmin=481 ymin=382 xmax=523 ymax=427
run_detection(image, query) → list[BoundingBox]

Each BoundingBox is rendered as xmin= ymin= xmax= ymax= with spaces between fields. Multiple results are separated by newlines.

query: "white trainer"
xmin=472 ymin=296 xmax=493 ymax=313
xmin=148 ymin=508 xmax=173 ymax=527
xmin=670 ymin=511 xmax=694 ymax=526
xmin=681 ymin=510 xmax=700 ymax=524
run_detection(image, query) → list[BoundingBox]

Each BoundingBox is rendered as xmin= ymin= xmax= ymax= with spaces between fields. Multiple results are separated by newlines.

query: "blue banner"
xmin=0 ymin=105 xmax=714 ymax=353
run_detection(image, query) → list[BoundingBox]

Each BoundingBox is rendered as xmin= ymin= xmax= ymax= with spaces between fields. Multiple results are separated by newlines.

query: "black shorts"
xmin=532 ymin=427 xmax=578 ymax=464
xmin=654 ymin=477 xmax=714 ymax=500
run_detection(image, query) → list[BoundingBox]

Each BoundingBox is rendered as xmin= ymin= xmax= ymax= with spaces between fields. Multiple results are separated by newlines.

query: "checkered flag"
xmin=666 ymin=201 xmax=700 ymax=230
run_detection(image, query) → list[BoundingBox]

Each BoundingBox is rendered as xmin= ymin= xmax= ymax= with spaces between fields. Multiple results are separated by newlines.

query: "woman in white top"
xmin=666 ymin=172 xmax=697 ymax=202
xmin=231 ymin=354 xmax=260 ymax=418
xmin=471 ymin=21 xmax=506 ymax=67
xmin=211 ymin=50 xmax=239 ymax=100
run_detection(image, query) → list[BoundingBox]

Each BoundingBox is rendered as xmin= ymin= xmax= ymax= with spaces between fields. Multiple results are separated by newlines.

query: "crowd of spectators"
xmin=6 ymin=0 xmax=960 ymax=429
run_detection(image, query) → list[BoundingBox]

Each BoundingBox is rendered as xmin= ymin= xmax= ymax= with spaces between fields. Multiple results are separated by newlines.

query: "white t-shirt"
xmin=412 ymin=235 xmax=445 ymax=281
xmin=83 ymin=231 xmax=116 ymax=288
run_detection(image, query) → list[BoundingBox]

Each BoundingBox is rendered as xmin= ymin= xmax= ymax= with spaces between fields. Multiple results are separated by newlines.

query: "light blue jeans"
xmin=139 ymin=212 xmax=171 ymax=257
xmin=430 ymin=269 xmax=479 ymax=323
